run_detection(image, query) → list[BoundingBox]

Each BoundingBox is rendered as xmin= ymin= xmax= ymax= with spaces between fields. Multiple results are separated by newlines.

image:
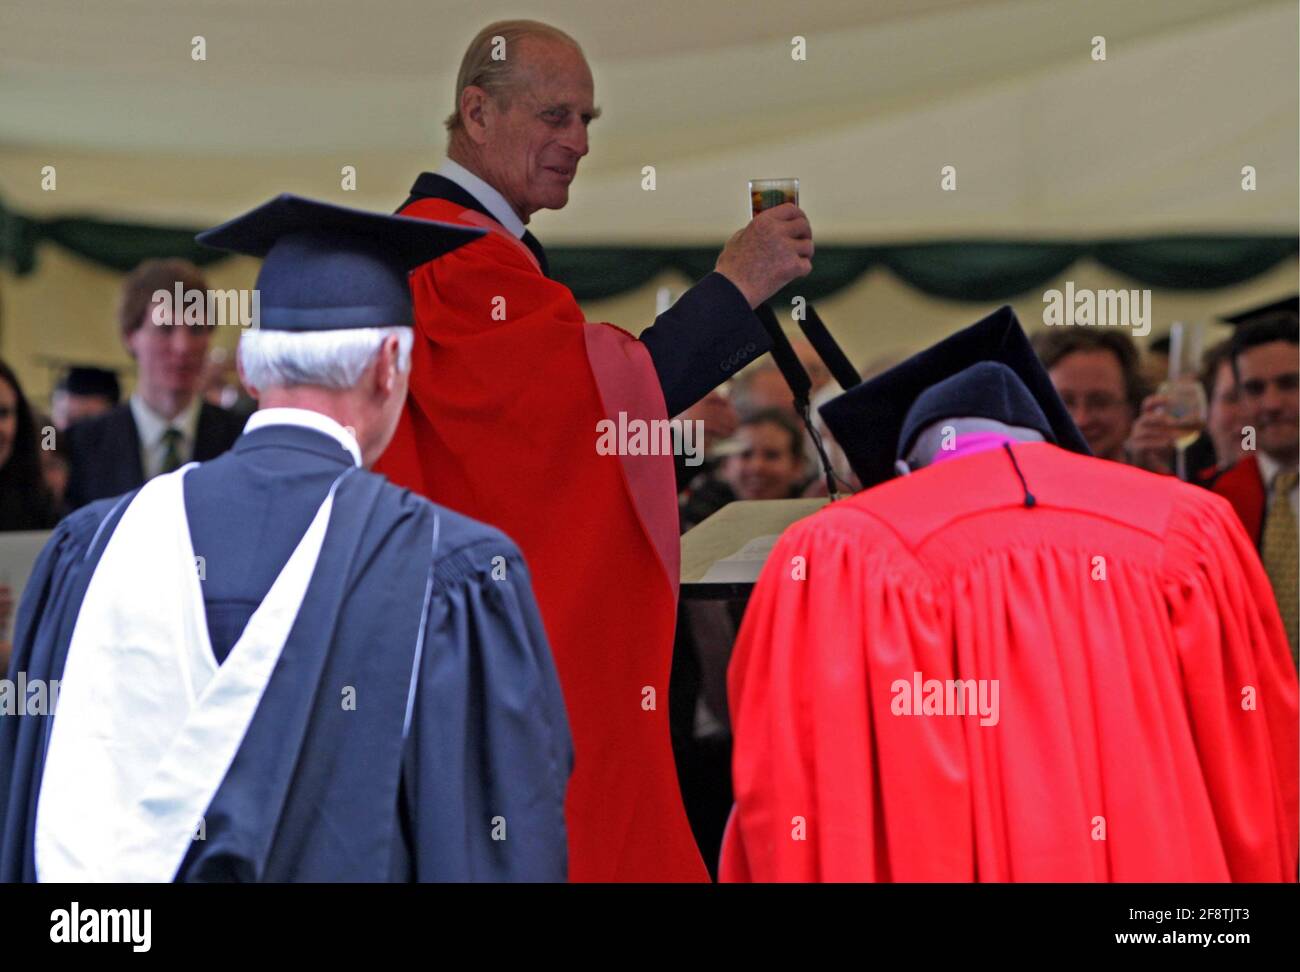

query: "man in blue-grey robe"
xmin=0 ymin=195 xmax=572 ymax=882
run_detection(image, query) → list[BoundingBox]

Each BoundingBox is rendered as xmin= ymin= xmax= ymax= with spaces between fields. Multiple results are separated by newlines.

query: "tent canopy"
xmin=1 ymin=0 xmax=1295 ymax=241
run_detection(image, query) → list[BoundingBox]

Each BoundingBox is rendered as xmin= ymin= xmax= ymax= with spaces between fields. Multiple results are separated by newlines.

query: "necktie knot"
xmin=1274 ymin=470 xmax=1298 ymax=497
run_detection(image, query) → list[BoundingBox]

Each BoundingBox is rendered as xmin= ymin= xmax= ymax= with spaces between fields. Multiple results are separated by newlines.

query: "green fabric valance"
xmin=2 ymin=199 xmax=1294 ymax=304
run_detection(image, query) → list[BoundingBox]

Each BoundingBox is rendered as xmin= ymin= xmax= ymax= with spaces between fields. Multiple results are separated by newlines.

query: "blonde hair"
xmin=444 ymin=20 xmax=582 ymax=136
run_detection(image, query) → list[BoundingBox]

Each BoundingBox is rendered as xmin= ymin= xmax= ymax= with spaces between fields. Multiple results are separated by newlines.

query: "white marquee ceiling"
xmin=1 ymin=0 xmax=1295 ymax=241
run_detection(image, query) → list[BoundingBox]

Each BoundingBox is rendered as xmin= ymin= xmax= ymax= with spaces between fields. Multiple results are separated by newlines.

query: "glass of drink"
xmin=749 ymin=178 xmax=799 ymax=217
xmin=1157 ymin=321 xmax=1207 ymax=480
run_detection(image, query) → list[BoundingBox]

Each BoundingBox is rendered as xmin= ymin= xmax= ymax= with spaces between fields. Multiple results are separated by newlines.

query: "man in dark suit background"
xmin=63 ymin=259 xmax=244 ymax=510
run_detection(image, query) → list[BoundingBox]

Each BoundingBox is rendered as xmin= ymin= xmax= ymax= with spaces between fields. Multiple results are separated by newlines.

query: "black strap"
xmin=1002 ymin=442 xmax=1037 ymax=508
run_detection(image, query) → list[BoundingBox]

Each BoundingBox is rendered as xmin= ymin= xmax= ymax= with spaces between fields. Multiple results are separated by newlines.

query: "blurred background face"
xmin=125 ymin=305 xmax=211 ymax=408
xmin=723 ymin=420 xmax=804 ymax=500
xmin=40 ymin=448 xmax=68 ymax=505
xmin=1048 ymin=349 xmax=1134 ymax=460
xmin=480 ymin=38 xmax=594 ymax=218
xmin=50 ymin=390 xmax=114 ymax=429
xmin=1237 ymin=340 xmax=1300 ymax=464
xmin=734 ymin=367 xmax=796 ymax=419
xmin=1206 ymin=359 xmax=1246 ymax=468
xmin=0 ymin=376 xmax=16 ymax=471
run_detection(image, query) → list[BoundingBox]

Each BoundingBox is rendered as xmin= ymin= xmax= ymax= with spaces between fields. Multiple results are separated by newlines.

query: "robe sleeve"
xmin=399 ymin=532 xmax=573 ymax=882
xmin=722 ymin=509 xmax=963 ymax=882
xmin=0 ymin=500 xmax=118 ymax=881
xmin=1162 ymin=489 xmax=1299 ymax=880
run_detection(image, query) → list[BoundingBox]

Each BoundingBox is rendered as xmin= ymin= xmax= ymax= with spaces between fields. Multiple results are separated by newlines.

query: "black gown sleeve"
xmin=397 ymin=533 xmax=572 ymax=881
xmin=0 ymin=499 xmax=121 ymax=881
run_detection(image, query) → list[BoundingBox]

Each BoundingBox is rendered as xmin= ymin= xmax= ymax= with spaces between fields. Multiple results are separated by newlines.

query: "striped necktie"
xmin=159 ymin=427 xmax=184 ymax=476
xmin=1261 ymin=469 xmax=1298 ymax=666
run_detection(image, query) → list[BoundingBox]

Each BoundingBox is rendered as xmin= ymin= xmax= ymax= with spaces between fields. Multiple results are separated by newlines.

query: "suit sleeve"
xmin=60 ymin=423 xmax=88 ymax=512
xmin=637 ymin=272 xmax=771 ymax=417
xmin=400 ymin=536 xmax=573 ymax=882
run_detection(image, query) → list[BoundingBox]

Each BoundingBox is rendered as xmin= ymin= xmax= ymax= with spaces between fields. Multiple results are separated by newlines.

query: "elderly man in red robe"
xmin=376 ymin=20 xmax=813 ymax=881
xmin=721 ymin=307 xmax=1298 ymax=882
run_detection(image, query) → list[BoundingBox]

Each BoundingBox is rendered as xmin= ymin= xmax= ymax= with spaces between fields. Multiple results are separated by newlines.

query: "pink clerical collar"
xmin=930 ymin=432 xmax=1023 ymax=466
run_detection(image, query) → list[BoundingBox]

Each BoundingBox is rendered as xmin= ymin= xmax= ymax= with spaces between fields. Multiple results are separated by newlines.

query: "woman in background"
xmin=0 ymin=360 xmax=58 ymax=531
xmin=0 ymin=359 xmax=60 ymax=669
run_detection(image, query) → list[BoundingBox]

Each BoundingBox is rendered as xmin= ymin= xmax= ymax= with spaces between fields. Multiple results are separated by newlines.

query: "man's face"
xmin=1237 ymin=340 xmax=1299 ymax=464
xmin=1049 ymin=349 xmax=1134 ymax=461
xmin=125 ymin=303 xmax=211 ymax=406
xmin=1206 ymin=359 xmax=1246 ymax=467
xmin=476 ymin=38 xmax=595 ymax=219
xmin=723 ymin=421 xmax=804 ymax=501
xmin=741 ymin=368 xmax=797 ymax=418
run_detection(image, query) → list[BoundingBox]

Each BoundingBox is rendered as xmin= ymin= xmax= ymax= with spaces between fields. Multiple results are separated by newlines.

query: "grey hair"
xmin=445 ymin=20 xmax=583 ymax=136
xmin=237 ymin=326 xmax=413 ymax=391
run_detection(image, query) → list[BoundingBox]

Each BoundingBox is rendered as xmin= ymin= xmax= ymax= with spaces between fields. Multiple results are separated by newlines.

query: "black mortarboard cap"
xmin=1221 ymin=295 xmax=1298 ymax=329
xmin=58 ymin=366 xmax=121 ymax=403
xmin=195 ymin=194 xmax=486 ymax=331
xmin=818 ymin=305 xmax=1090 ymax=488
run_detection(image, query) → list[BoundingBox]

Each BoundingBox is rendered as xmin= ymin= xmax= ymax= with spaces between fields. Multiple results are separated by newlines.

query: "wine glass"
xmin=1157 ymin=321 xmax=1207 ymax=480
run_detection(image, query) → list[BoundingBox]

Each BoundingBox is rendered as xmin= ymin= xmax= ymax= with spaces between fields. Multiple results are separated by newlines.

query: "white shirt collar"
xmin=130 ymin=393 xmax=201 ymax=448
xmin=1256 ymin=451 xmax=1298 ymax=493
xmin=245 ymin=408 xmax=362 ymax=467
xmin=435 ymin=158 xmax=527 ymax=239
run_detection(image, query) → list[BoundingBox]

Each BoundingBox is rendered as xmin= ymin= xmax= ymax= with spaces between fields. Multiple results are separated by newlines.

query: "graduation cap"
xmin=57 ymin=366 xmax=121 ymax=403
xmin=1221 ymin=295 xmax=1298 ymax=329
xmin=818 ymin=305 xmax=1090 ymax=488
xmin=196 ymin=194 xmax=486 ymax=331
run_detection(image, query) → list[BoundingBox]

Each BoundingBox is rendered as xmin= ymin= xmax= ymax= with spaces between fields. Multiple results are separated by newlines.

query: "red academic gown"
xmin=376 ymin=199 xmax=707 ymax=882
xmin=721 ymin=442 xmax=1298 ymax=882
xmin=1212 ymin=455 xmax=1266 ymax=546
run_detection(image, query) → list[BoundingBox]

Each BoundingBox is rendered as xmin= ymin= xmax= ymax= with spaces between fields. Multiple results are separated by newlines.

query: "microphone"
xmin=753 ymin=303 xmax=842 ymax=499
xmin=754 ymin=304 xmax=812 ymax=405
xmin=798 ymin=305 xmax=861 ymax=390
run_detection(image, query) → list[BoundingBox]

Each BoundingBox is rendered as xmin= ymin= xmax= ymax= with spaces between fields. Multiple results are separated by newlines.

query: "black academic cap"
xmin=1221 ymin=295 xmax=1298 ymax=328
xmin=195 ymin=194 xmax=486 ymax=331
xmin=818 ymin=305 xmax=1091 ymax=488
xmin=58 ymin=366 xmax=121 ymax=403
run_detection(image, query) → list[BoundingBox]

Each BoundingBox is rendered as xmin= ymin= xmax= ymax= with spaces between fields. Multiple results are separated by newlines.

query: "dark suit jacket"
xmin=403 ymin=172 xmax=772 ymax=417
xmin=63 ymin=400 xmax=245 ymax=512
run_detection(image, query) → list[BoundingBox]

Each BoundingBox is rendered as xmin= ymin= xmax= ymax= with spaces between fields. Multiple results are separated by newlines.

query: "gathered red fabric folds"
xmin=375 ymin=198 xmax=706 ymax=882
xmin=722 ymin=443 xmax=1298 ymax=882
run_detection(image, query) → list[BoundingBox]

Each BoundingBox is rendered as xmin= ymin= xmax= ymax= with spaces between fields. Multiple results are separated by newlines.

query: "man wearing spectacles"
xmin=1030 ymin=330 xmax=1145 ymax=463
